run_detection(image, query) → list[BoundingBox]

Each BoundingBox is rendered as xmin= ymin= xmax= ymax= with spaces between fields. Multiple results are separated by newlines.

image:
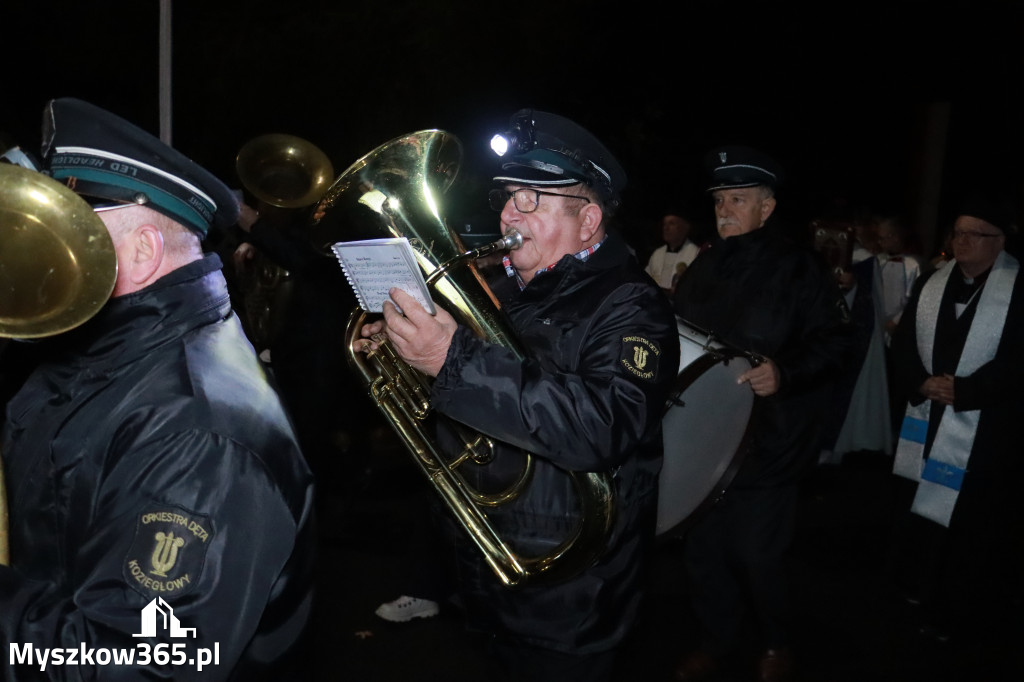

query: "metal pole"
xmin=159 ymin=0 xmax=173 ymax=145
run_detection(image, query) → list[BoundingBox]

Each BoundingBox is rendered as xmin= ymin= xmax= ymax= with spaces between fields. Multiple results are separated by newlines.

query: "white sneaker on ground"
xmin=374 ymin=595 xmax=440 ymax=623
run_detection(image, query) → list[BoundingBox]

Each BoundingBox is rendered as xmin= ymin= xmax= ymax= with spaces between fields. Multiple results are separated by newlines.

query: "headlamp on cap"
xmin=489 ymin=135 xmax=509 ymax=157
xmin=489 ymin=109 xmax=537 ymax=158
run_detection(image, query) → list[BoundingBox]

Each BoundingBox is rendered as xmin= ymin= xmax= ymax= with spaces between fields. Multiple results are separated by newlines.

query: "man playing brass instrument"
xmin=0 ymin=99 xmax=314 ymax=680
xmin=361 ymin=109 xmax=678 ymax=681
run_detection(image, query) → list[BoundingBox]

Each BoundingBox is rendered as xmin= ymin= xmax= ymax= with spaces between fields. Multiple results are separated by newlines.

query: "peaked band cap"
xmin=493 ymin=109 xmax=627 ymax=204
xmin=706 ymin=145 xmax=783 ymax=192
xmin=41 ymin=98 xmax=239 ymax=236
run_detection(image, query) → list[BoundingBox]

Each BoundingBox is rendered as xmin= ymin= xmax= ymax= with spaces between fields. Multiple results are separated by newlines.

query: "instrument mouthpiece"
xmin=462 ymin=230 xmax=524 ymax=260
xmin=502 ymin=229 xmax=523 ymax=251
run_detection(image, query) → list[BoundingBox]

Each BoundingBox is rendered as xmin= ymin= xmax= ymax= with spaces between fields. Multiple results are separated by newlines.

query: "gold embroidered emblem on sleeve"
xmin=620 ymin=334 xmax=661 ymax=381
xmin=123 ymin=505 xmax=213 ymax=599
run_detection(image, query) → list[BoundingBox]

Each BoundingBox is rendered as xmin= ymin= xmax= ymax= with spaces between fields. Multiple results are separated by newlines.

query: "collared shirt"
xmin=502 ymin=238 xmax=606 ymax=290
xmin=950 ymin=266 xmax=991 ymax=318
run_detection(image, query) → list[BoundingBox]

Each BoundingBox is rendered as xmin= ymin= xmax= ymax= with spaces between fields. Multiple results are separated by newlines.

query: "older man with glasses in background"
xmin=888 ymin=194 xmax=1023 ymax=647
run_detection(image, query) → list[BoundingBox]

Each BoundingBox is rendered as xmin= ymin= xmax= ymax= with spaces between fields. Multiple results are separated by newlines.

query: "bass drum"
xmin=656 ymin=319 xmax=757 ymax=536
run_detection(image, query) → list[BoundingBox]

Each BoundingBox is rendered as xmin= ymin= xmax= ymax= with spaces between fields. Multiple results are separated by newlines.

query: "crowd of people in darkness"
xmin=1 ymin=99 xmax=1021 ymax=682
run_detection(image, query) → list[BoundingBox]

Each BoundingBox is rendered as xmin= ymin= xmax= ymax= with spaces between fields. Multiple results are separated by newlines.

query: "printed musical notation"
xmin=331 ymin=237 xmax=435 ymax=314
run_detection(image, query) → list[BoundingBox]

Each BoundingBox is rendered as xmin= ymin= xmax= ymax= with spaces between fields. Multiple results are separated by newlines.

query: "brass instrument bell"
xmin=235 ymin=134 xmax=334 ymax=209
xmin=0 ymin=164 xmax=117 ymax=339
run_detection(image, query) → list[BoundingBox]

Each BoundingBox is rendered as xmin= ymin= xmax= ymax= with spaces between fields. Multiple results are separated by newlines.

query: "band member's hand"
xmin=359 ymin=318 xmax=388 ymax=353
xmin=738 ymin=359 xmax=780 ymax=397
xmin=312 ymin=198 xmax=329 ymax=222
xmin=381 ymin=288 xmax=457 ymax=377
xmin=233 ymin=242 xmax=257 ymax=273
xmin=237 ymin=203 xmax=259 ymax=233
xmin=920 ymin=374 xmax=955 ymax=406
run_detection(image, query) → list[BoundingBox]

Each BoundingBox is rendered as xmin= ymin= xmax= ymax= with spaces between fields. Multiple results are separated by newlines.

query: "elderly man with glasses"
xmin=888 ymin=195 xmax=1023 ymax=646
xmin=361 ymin=109 xmax=678 ymax=681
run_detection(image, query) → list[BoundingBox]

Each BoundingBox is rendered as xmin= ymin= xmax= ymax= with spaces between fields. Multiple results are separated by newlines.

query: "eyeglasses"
xmin=488 ymin=187 xmax=590 ymax=213
xmin=952 ymin=229 xmax=1002 ymax=242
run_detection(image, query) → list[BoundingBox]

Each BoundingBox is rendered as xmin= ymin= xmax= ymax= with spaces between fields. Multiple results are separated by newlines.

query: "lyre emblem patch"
xmin=620 ymin=334 xmax=661 ymax=382
xmin=124 ymin=505 xmax=213 ymax=598
xmin=719 ymin=151 xmax=728 ymax=164
xmin=150 ymin=532 xmax=185 ymax=577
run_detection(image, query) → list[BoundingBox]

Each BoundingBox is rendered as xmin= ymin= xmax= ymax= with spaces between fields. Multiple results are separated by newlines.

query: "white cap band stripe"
xmin=55 ymin=145 xmax=217 ymax=208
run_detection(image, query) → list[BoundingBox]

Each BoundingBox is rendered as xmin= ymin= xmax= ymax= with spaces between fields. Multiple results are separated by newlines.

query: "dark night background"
xmin=3 ymin=0 xmax=1023 ymax=256
xmin=4 ymin=4 xmax=1024 ymax=679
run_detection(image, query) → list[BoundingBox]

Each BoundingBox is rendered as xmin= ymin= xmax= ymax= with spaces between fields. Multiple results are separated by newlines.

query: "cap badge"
xmin=719 ymin=152 xmax=728 ymax=164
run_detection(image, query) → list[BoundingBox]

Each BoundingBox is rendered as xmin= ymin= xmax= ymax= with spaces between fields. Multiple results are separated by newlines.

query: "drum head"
xmin=656 ymin=331 xmax=755 ymax=537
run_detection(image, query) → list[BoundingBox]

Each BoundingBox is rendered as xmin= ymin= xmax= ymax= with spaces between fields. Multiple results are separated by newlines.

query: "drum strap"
xmin=893 ymin=251 xmax=1018 ymax=527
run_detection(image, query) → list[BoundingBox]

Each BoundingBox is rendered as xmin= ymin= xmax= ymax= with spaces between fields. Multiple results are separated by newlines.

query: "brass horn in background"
xmin=325 ymin=130 xmax=615 ymax=587
xmin=236 ymin=133 xmax=334 ymax=209
xmin=0 ymin=162 xmax=118 ymax=566
xmin=233 ymin=134 xmax=335 ymax=351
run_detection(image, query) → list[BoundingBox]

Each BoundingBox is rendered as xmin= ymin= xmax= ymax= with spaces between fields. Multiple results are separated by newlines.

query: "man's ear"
xmin=759 ymin=196 xmax=777 ymax=226
xmin=125 ymin=224 xmax=165 ymax=287
xmin=578 ymin=203 xmax=604 ymax=243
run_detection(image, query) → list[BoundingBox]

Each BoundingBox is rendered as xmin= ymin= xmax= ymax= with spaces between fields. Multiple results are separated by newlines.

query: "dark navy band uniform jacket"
xmin=0 ymin=255 xmax=315 ymax=681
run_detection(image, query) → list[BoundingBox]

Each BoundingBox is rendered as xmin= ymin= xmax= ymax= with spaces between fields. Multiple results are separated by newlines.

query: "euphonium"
xmin=323 ymin=130 xmax=615 ymax=587
xmin=234 ymin=134 xmax=334 ymax=351
xmin=0 ymin=163 xmax=119 ymax=565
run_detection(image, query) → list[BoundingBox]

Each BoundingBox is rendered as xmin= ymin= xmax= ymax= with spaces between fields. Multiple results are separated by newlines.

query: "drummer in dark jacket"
xmin=671 ymin=147 xmax=854 ymax=682
xmin=0 ymin=98 xmax=314 ymax=680
xmin=360 ymin=109 xmax=678 ymax=681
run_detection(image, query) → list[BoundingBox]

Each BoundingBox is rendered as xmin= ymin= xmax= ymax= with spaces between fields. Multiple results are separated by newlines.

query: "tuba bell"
xmin=234 ymin=134 xmax=335 ymax=351
xmin=0 ymin=163 xmax=119 ymax=565
xmin=236 ymin=133 xmax=335 ymax=209
xmin=322 ymin=130 xmax=615 ymax=587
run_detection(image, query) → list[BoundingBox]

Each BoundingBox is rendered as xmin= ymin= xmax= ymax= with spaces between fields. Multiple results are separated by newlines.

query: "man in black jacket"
xmin=0 ymin=98 xmax=314 ymax=681
xmin=361 ymin=109 xmax=678 ymax=681
xmin=888 ymin=198 xmax=1023 ymax=643
xmin=672 ymin=147 xmax=853 ymax=682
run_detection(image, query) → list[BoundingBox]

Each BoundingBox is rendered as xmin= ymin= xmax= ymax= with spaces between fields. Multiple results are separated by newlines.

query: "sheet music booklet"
xmin=330 ymin=237 xmax=435 ymax=314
